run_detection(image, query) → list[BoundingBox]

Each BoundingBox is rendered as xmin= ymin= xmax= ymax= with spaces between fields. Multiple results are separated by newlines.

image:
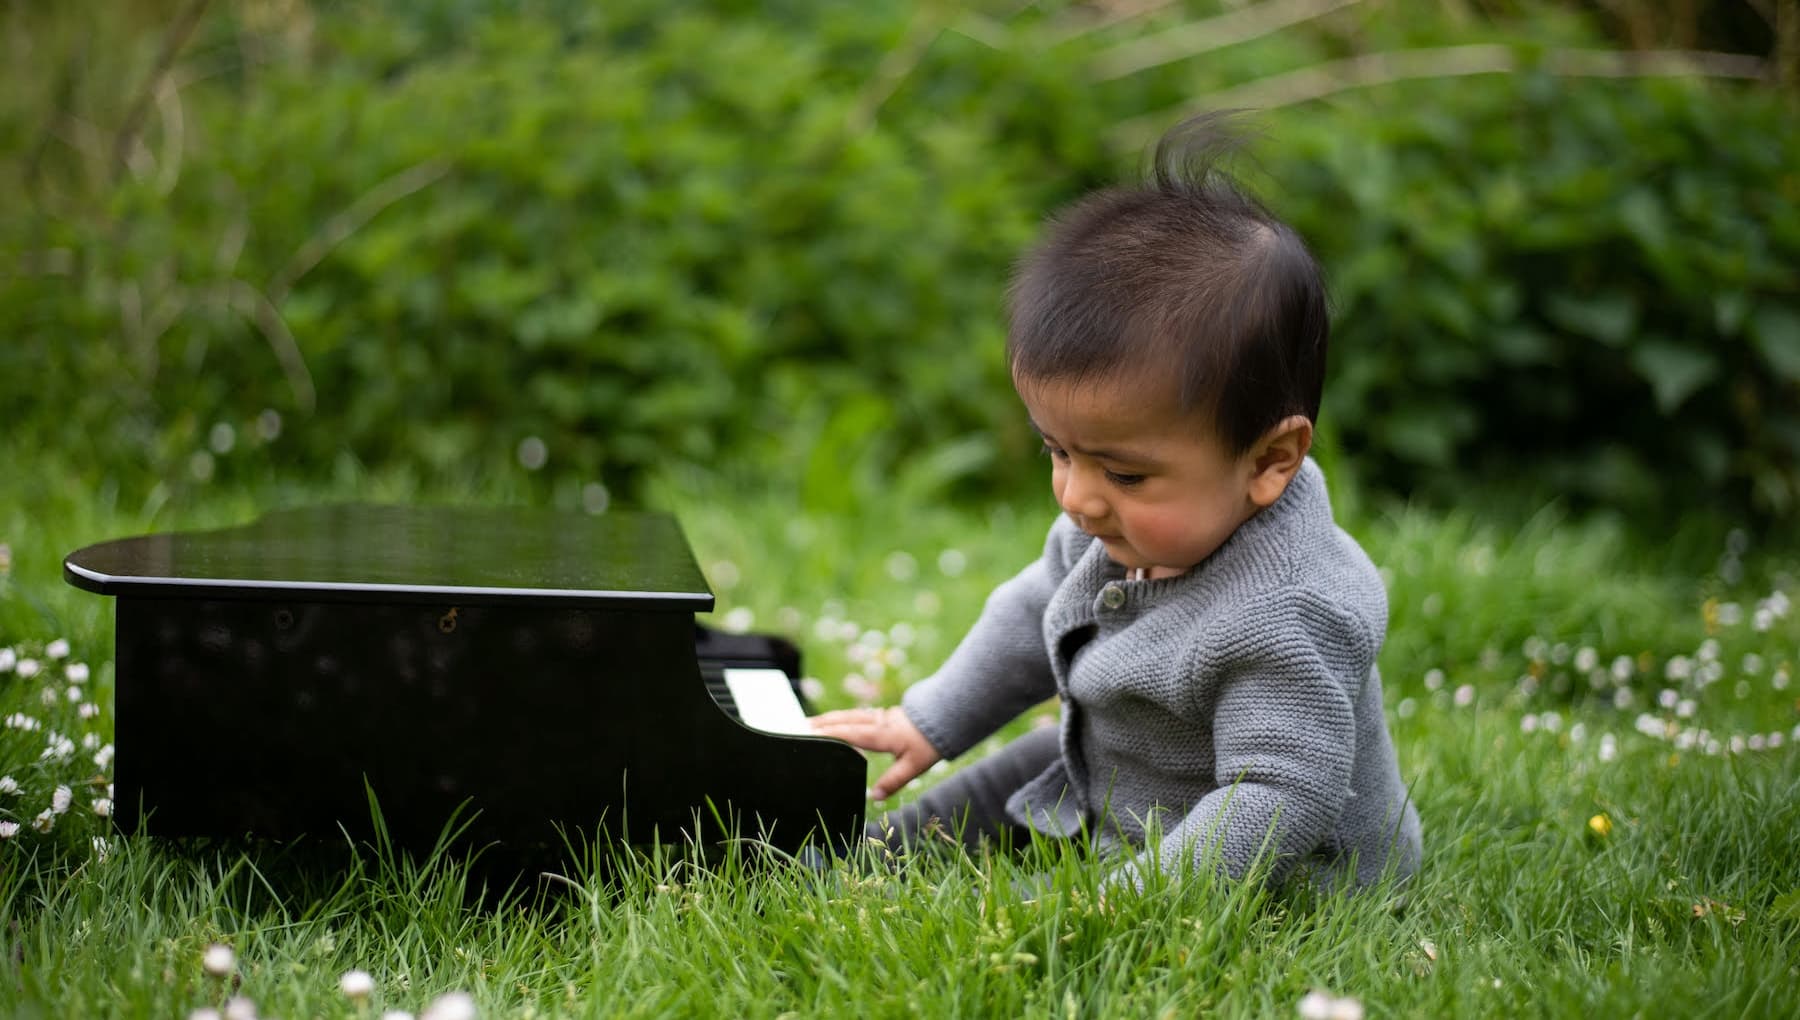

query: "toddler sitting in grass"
xmin=812 ymin=115 xmax=1421 ymax=890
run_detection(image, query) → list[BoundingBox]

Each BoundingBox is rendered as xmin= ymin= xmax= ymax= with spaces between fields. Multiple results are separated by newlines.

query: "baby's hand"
xmin=809 ymin=706 xmax=942 ymax=801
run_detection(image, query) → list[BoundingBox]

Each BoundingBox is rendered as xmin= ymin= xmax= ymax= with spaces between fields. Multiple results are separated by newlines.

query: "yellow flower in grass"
xmin=1587 ymin=813 xmax=1613 ymax=838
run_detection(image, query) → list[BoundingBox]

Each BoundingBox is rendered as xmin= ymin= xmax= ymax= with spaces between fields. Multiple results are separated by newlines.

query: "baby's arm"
xmin=811 ymin=517 xmax=1081 ymax=798
xmin=1129 ymin=590 xmax=1367 ymax=887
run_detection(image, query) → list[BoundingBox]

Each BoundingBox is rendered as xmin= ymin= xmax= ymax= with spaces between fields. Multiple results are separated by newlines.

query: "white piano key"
xmin=721 ymin=667 xmax=812 ymax=736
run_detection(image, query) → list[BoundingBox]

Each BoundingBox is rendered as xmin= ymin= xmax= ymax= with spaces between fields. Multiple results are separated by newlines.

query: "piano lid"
xmin=63 ymin=504 xmax=714 ymax=610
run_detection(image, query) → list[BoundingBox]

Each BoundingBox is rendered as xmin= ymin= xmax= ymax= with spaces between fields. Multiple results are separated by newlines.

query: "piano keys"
xmin=63 ymin=505 xmax=865 ymax=861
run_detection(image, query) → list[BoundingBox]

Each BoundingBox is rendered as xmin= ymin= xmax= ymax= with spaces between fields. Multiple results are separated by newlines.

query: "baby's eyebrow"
xmin=1027 ymin=418 xmax=1151 ymax=465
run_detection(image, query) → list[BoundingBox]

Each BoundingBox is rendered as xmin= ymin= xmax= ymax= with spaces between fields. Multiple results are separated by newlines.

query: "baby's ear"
xmin=1246 ymin=416 xmax=1313 ymax=508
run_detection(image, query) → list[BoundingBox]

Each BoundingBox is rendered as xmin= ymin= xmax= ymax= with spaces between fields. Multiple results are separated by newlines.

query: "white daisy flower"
xmin=0 ymin=775 xmax=17 ymax=795
xmin=203 ymin=943 xmax=236 ymax=977
xmin=66 ymin=662 xmax=89 ymax=684
xmin=0 ymin=821 xmax=19 ymax=838
xmin=51 ymin=785 xmax=71 ymax=814
xmin=421 ymin=991 xmax=477 ymax=1020
xmin=1574 ymin=647 xmax=1598 ymax=673
xmin=340 ymin=969 xmax=375 ymax=1000
xmin=31 ymin=810 xmax=54 ymax=833
xmin=16 ymin=658 xmax=40 ymax=679
xmin=46 ymin=639 xmax=70 ymax=659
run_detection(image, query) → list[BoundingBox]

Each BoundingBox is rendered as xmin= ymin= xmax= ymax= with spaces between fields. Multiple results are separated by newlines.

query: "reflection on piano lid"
xmin=64 ymin=505 xmax=865 ymax=859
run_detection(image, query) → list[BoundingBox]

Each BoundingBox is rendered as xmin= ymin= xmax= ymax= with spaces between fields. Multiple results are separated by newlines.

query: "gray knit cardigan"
xmin=900 ymin=459 xmax=1422 ymax=887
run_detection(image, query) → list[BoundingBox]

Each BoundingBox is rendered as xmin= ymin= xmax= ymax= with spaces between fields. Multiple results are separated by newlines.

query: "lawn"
xmin=2 ymin=445 xmax=1796 ymax=1018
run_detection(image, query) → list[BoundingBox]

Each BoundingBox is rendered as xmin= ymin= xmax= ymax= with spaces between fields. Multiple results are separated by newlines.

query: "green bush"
xmin=2 ymin=1 xmax=1795 ymax=522
xmin=1270 ymin=76 xmax=1800 ymax=515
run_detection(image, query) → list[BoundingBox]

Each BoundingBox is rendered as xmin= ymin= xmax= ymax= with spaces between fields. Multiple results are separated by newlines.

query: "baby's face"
xmin=1017 ymin=374 xmax=1259 ymax=579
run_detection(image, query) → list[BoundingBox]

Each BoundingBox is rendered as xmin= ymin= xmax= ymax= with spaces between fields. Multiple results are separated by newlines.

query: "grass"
xmin=2 ymin=444 xmax=1797 ymax=1018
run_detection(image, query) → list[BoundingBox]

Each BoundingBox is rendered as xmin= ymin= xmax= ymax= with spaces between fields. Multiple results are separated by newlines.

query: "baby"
xmin=812 ymin=117 xmax=1421 ymax=890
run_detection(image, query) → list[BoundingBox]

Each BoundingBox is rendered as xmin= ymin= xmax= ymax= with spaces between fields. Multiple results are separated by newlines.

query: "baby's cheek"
xmin=1131 ymin=505 xmax=1230 ymax=561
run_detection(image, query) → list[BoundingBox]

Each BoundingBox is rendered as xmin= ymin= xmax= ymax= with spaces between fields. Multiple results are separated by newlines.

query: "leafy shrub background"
xmin=1 ymin=0 xmax=1795 ymax=521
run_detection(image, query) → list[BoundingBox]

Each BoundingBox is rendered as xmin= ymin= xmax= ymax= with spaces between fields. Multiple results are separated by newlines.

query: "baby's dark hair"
xmin=1006 ymin=113 xmax=1329 ymax=457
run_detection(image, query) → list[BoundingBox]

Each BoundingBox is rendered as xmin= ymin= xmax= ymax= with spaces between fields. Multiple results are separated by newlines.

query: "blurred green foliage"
xmin=1 ymin=0 xmax=1795 ymax=521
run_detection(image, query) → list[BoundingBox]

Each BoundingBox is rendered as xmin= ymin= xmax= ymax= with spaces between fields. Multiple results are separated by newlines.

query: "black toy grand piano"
xmin=63 ymin=505 xmax=865 ymax=860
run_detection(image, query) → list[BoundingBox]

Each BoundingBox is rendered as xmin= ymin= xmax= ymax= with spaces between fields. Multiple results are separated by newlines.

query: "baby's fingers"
xmin=870 ymin=754 xmax=929 ymax=802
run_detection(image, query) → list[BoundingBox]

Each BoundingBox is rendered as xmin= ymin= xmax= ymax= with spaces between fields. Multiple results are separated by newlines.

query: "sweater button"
xmin=1100 ymin=583 xmax=1126 ymax=609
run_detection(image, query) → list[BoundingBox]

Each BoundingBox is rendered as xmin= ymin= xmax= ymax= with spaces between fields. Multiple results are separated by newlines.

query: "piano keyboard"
xmin=702 ymin=664 xmax=813 ymax=736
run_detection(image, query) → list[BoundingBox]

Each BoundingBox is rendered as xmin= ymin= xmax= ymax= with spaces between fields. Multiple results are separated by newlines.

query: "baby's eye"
xmin=1105 ymin=470 xmax=1146 ymax=487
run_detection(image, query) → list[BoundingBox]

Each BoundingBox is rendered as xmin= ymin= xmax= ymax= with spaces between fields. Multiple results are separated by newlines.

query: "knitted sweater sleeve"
xmin=898 ymin=518 xmax=1079 ymax=760
xmin=1132 ymin=587 xmax=1369 ymax=887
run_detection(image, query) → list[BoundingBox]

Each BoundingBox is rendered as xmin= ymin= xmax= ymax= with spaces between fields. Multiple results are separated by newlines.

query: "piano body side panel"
xmin=113 ymin=596 xmax=862 ymax=854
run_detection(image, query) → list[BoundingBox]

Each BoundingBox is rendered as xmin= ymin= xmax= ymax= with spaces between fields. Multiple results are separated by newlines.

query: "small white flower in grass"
xmin=1729 ymin=734 xmax=1746 ymax=754
xmin=39 ymin=686 xmax=58 ymax=707
xmin=94 ymin=743 xmax=114 ymax=768
xmin=937 ymin=549 xmax=967 ymax=577
xmin=203 ymin=943 xmax=236 ymax=977
xmin=1598 ymin=735 xmax=1618 ymax=763
xmin=812 ymin=617 xmax=840 ymax=642
xmin=515 ymin=436 xmax=547 ymax=471
xmin=1774 ymin=668 xmax=1790 ymax=691
xmin=884 ymin=551 xmax=918 ymax=582
xmin=0 ymin=648 xmax=13 ymax=671
xmin=799 ymin=677 xmax=825 ymax=702
xmin=1395 ymin=697 xmax=1415 ymax=718
xmin=836 ymin=620 xmax=861 ymax=643
xmin=1423 ymin=669 xmax=1444 ymax=691
xmin=0 ymin=775 xmax=17 ymax=794
xmin=1453 ymin=684 xmax=1474 ymax=707
xmin=79 ymin=702 xmax=100 ymax=719
xmin=1297 ymin=992 xmax=1334 ymax=1020
xmin=340 ymin=969 xmax=376 ymax=1000
xmin=31 ymin=810 xmax=54 ymax=833
xmin=1749 ymin=734 xmax=1766 ymax=751
xmin=210 ymin=423 xmax=237 ymax=456
xmin=1697 ymin=638 xmax=1720 ymax=663
xmin=1716 ymin=602 xmax=1743 ymax=627
xmin=580 ymin=481 xmax=610 ymax=515
xmin=1520 ymin=714 xmax=1538 ymax=733
xmin=421 ymin=991 xmax=477 ymax=1020
xmin=1664 ymin=656 xmax=1692 ymax=681
xmin=1523 ymin=636 xmax=1548 ymax=661
xmin=223 ymin=996 xmax=256 ymax=1020
xmin=1769 ymin=732 xmax=1784 ymax=748
xmin=40 ymin=736 xmax=74 ymax=761
xmin=1327 ymin=998 xmax=1365 ymax=1020
xmin=720 ymin=606 xmax=755 ymax=634
xmin=1612 ymin=687 xmax=1634 ymax=710
xmin=67 ymin=662 xmax=89 ymax=683
xmin=1541 ymin=711 xmax=1562 ymax=732
xmin=91 ymin=836 xmax=110 ymax=862
xmin=1658 ymin=688 xmax=1678 ymax=709
xmin=842 ymin=674 xmax=880 ymax=705
xmin=46 ymin=639 xmax=70 ymax=660
xmin=93 ymin=797 xmax=112 ymax=818
xmin=1573 ymin=647 xmax=1598 ymax=673
xmin=1754 ymin=607 xmax=1775 ymax=632
xmin=1569 ymin=722 xmax=1586 ymax=742
xmin=65 ymin=686 xmax=82 ymax=702
xmin=82 ymin=732 xmax=100 ymax=751
xmin=708 ymin=560 xmax=741 ymax=592
xmin=1742 ymin=653 xmax=1763 ymax=675
xmin=0 ymin=821 xmax=18 ymax=838
xmin=1676 ymin=699 xmax=1697 ymax=718
xmin=51 ymin=785 xmax=71 ymax=814
xmin=17 ymin=658 xmax=40 ymax=679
